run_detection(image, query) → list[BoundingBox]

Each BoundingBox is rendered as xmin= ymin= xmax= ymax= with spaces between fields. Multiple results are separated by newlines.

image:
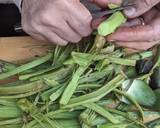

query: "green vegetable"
xmin=152 ymin=89 xmax=160 ymax=110
xmin=30 ymin=66 xmax=73 ymax=81
xmin=50 ymin=85 xmax=65 ymax=102
xmin=147 ymin=118 xmax=160 ymax=128
xmin=71 ymin=52 xmax=93 ymax=66
xmin=0 ymin=87 xmax=46 ymax=99
xmin=126 ymin=51 xmax=153 ymax=60
xmin=0 ymin=80 xmax=47 ymax=95
xmin=122 ymin=79 xmax=156 ymax=107
xmin=62 ymin=75 xmax=124 ymax=108
xmin=114 ymin=89 xmax=144 ymax=121
xmin=80 ymin=109 xmax=98 ymax=127
xmin=0 ymin=60 xmax=18 ymax=73
xmin=108 ymin=4 xmax=120 ymax=9
xmin=19 ymin=66 xmax=56 ymax=80
xmin=98 ymin=123 xmax=128 ymax=128
xmin=79 ymin=65 xmax=113 ymax=84
xmin=0 ymin=53 xmax=52 ymax=80
xmin=41 ymin=85 xmax=60 ymax=101
xmin=0 ymin=118 xmax=22 ymax=125
xmin=2 ymin=124 xmax=22 ymax=128
xmin=27 ymin=119 xmax=80 ymax=128
xmin=0 ymin=99 xmax=17 ymax=107
xmin=84 ymin=103 xmax=119 ymax=124
xmin=60 ymin=66 xmax=87 ymax=105
xmin=49 ymin=111 xmax=80 ymax=119
xmin=0 ymin=106 xmax=22 ymax=118
xmin=98 ymin=11 xmax=126 ymax=36
xmin=105 ymin=57 xmax=136 ymax=66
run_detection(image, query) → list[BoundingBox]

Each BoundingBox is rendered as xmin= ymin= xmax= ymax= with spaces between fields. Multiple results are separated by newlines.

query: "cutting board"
xmin=0 ymin=36 xmax=51 ymax=64
xmin=0 ymin=36 xmax=138 ymax=64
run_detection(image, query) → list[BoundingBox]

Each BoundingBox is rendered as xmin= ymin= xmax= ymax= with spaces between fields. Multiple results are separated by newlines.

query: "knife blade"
xmin=81 ymin=0 xmax=134 ymax=19
xmin=91 ymin=4 xmax=134 ymax=19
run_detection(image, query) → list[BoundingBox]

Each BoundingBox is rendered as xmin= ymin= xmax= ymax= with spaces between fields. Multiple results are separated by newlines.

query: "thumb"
xmin=124 ymin=0 xmax=160 ymax=18
xmin=91 ymin=0 xmax=122 ymax=8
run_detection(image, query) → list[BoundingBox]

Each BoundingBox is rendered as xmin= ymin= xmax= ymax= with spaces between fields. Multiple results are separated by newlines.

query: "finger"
xmin=30 ymin=33 xmax=47 ymax=42
xmin=107 ymin=25 xmax=159 ymax=42
xmin=91 ymin=17 xmax=107 ymax=29
xmin=66 ymin=2 xmax=92 ymax=37
xmin=91 ymin=0 xmax=122 ymax=8
xmin=41 ymin=30 xmax=68 ymax=46
xmin=124 ymin=48 xmax=140 ymax=54
xmin=42 ymin=18 xmax=82 ymax=43
xmin=52 ymin=21 xmax=82 ymax=43
xmin=22 ymin=25 xmax=48 ymax=42
xmin=41 ymin=16 xmax=82 ymax=43
xmin=156 ymin=3 xmax=160 ymax=10
xmin=122 ymin=18 xmax=143 ymax=27
xmin=23 ymin=25 xmax=49 ymax=42
xmin=115 ymin=41 xmax=159 ymax=50
xmin=143 ymin=8 xmax=158 ymax=23
xmin=124 ymin=0 xmax=160 ymax=18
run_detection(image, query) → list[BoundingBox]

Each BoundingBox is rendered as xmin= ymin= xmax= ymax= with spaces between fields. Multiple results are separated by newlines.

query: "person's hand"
xmin=92 ymin=0 xmax=160 ymax=51
xmin=21 ymin=0 xmax=92 ymax=45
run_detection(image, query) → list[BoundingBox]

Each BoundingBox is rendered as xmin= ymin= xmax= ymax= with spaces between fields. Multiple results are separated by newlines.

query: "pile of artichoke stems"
xmin=0 ymin=34 xmax=159 ymax=128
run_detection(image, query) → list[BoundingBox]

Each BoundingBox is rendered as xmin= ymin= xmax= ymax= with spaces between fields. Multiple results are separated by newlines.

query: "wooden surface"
xmin=0 ymin=36 xmax=51 ymax=63
xmin=0 ymin=36 xmax=138 ymax=64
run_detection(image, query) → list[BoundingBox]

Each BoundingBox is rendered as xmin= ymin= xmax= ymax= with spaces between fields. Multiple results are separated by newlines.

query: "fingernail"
xmin=124 ymin=7 xmax=136 ymax=17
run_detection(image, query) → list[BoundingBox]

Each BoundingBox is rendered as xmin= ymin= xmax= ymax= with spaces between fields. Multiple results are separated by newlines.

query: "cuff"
xmin=13 ymin=0 xmax=22 ymax=12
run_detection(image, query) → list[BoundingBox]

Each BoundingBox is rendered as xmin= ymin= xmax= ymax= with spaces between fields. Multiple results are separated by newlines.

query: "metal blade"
xmin=91 ymin=5 xmax=134 ymax=19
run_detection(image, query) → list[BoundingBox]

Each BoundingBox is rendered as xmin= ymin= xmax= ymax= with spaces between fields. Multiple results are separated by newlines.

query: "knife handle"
xmin=14 ymin=22 xmax=23 ymax=33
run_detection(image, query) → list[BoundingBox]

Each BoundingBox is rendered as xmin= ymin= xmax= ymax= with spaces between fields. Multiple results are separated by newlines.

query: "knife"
xmin=90 ymin=4 xmax=134 ymax=19
xmin=81 ymin=0 xmax=134 ymax=19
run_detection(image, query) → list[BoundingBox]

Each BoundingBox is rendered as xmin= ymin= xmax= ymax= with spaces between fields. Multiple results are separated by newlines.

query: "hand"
xmin=109 ymin=6 xmax=160 ymax=51
xmin=93 ymin=0 xmax=160 ymax=51
xmin=21 ymin=0 xmax=92 ymax=45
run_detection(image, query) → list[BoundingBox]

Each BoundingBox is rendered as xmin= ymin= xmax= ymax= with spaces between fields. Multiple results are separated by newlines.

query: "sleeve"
xmin=13 ymin=0 xmax=23 ymax=11
xmin=0 ymin=0 xmax=22 ymax=11
xmin=0 ymin=0 xmax=14 ymax=4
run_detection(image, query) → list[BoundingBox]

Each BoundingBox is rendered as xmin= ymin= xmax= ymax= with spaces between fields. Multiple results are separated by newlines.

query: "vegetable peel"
xmin=98 ymin=11 xmax=126 ymax=36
